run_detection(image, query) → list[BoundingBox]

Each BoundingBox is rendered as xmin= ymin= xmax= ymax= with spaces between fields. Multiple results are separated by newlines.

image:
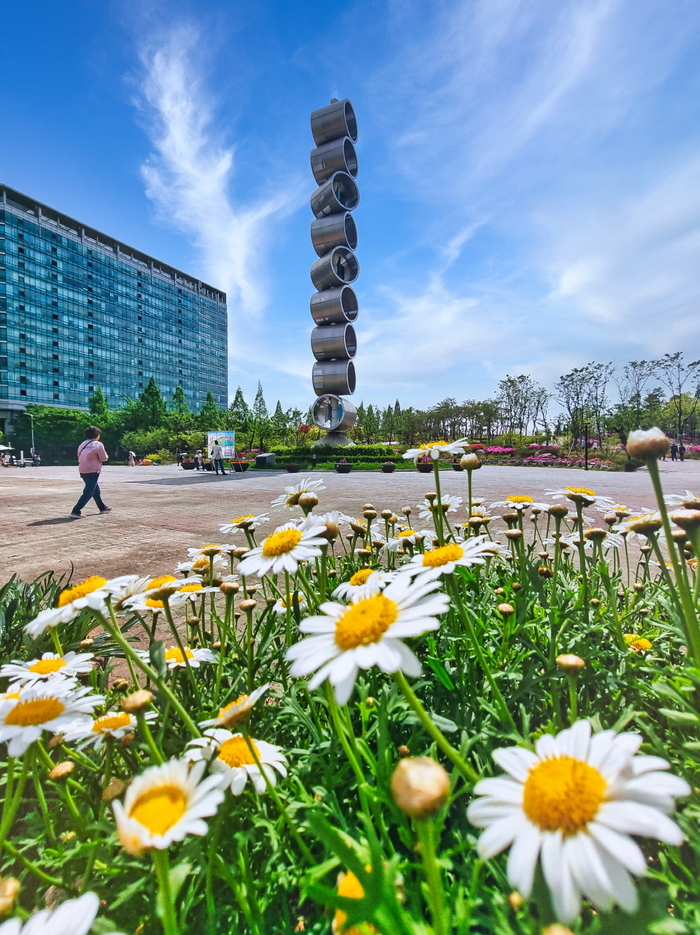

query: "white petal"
xmin=467 ymin=799 xmax=521 ymax=826
xmin=473 ymin=777 xmax=523 ymax=804
xmin=556 ymin=720 xmax=591 ymax=760
xmin=506 ymin=819 xmax=542 ymax=897
xmin=540 ymin=832 xmax=580 ymax=924
xmin=564 ymin=832 xmax=615 ymax=912
xmin=588 ymin=822 xmax=646 ymax=876
xmin=492 ymin=746 xmax=538 ymax=782
xmin=535 ymin=733 xmax=558 ymax=759
xmin=475 ymin=816 xmax=520 ymax=858
xmin=390 ymin=639 xmax=422 ymax=677
xmin=596 ymin=842 xmax=639 ymax=914
xmin=333 ymin=665 xmax=359 ymax=705
xmin=596 ymin=801 xmax=684 ymax=845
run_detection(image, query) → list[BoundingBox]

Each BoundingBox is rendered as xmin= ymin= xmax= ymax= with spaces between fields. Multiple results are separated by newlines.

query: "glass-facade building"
xmin=0 ymin=184 xmax=227 ymax=429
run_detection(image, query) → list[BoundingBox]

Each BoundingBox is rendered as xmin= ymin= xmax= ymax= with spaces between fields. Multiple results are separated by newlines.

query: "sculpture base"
xmin=313 ymin=432 xmax=355 ymax=447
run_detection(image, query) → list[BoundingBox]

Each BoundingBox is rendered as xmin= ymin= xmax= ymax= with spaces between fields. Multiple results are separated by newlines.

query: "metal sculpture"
xmin=309 ymin=99 xmax=359 ymax=445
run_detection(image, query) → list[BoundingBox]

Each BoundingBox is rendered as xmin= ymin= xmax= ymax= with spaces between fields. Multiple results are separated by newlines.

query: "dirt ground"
xmin=2 ymin=459 xmax=699 ymax=583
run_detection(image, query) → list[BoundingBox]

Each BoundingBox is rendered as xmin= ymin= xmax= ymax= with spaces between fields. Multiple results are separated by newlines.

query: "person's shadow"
xmin=28 ymin=517 xmax=81 ymax=526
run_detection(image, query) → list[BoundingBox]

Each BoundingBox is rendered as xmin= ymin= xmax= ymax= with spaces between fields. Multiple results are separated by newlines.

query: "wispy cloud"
xmin=134 ymin=22 xmax=300 ymax=333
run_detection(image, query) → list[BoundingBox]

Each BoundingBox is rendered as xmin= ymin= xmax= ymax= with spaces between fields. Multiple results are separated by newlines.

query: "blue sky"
xmin=3 ymin=0 xmax=700 ymax=410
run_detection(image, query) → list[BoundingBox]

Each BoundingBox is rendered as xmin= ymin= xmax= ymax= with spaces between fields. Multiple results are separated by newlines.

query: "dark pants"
xmin=213 ymin=459 xmax=226 ymax=475
xmin=73 ymin=472 xmax=107 ymax=512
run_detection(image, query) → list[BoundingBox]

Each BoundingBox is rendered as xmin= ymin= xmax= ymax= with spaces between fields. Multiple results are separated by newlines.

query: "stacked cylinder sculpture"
xmin=309 ymin=99 xmax=359 ymax=443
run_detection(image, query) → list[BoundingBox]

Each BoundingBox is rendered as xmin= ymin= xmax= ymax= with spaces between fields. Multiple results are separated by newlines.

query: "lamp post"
xmin=27 ymin=412 xmax=35 ymax=452
xmin=583 ymin=421 xmax=590 ymax=471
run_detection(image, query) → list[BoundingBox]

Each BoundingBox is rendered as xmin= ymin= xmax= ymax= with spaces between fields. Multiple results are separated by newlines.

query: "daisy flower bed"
xmin=0 ymin=431 xmax=700 ymax=934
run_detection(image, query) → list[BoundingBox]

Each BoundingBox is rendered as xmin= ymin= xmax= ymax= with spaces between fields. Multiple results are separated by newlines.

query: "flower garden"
xmin=0 ymin=430 xmax=699 ymax=934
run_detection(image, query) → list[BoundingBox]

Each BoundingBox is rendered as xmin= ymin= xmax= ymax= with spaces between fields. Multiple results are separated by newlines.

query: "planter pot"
xmin=335 ymin=463 xmax=352 ymax=473
xmin=452 ymin=463 xmax=464 ymax=471
xmin=416 ymin=462 xmax=433 ymax=474
xmin=181 ymin=462 xmax=196 ymax=470
xmin=141 ymin=459 xmax=153 ymax=465
xmin=381 ymin=463 xmax=396 ymax=473
xmin=231 ymin=461 xmax=250 ymax=473
xmin=286 ymin=463 xmax=301 ymax=473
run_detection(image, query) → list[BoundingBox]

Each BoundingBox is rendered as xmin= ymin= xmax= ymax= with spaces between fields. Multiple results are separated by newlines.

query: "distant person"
xmin=679 ymin=443 xmax=686 ymax=462
xmin=127 ymin=450 xmax=136 ymax=467
xmin=211 ymin=440 xmax=226 ymax=475
xmin=194 ymin=449 xmax=203 ymax=471
xmin=71 ymin=426 xmax=111 ymax=518
xmin=670 ymin=442 xmax=678 ymax=462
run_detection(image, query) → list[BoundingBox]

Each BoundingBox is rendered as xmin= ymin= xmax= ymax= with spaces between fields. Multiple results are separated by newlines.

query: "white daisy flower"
xmin=665 ymin=488 xmax=700 ymax=507
xmin=467 ymin=720 xmax=690 ymax=924
xmin=186 ymin=728 xmax=287 ymax=795
xmin=318 ymin=510 xmax=354 ymax=526
xmin=0 ymin=891 xmax=126 ymax=935
xmin=490 ymin=495 xmax=551 ymax=512
xmin=136 ymin=646 xmax=216 ymax=669
xmin=236 ymin=517 xmax=328 ymax=577
xmin=398 ymin=536 xmax=503 ymax=580
xmin=546 ymin=487 xmax=615 ymax=509
xmin=613 ymin=512 xmax=663 ymax=540
xmin=333 ymin=569 xmax=395 ymax=601
xmin=63 ymin=710 xmax=157 ymax=748
xmin=123 ymin=575 xmax=204 ymax=613
xmin=0 ymin=683 xmax=104 ymax=756
xmin=417 ymin=494 xmax=462 ymax=522
xmin=286 ymin=576 xmax=450 ymax=704
xmin=176 ymin=555 xmax=226 ymax=576
xmin=271 ymin=477 xmax=326 ymax=511
xmin=24 ymin=575 xmax=139 ymax=638
xmin=169 ymin=583 xmax=221 ymax=605
xmin=273 ymin=593 xmax=308 ymax=615
xmin=0 ymin=651 xmax=94 ymax=688
xmin=219 ymin=514 xmax=270 ymax=534
xmin=113 ymin=758 xmax=224 ymax=856
xmin=403 ymin=439 xmax=470 ymax=463
xmin=199 ymin=684 xmax=270 ymax=728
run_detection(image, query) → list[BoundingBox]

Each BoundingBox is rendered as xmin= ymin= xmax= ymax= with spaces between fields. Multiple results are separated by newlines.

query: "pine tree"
xmin=252 ymin=382 xmax=269 ymax=420
xmin=199 ymin=391 xmax=220 ymax=428
xmin=88 ymin=386 xmax=109 ymax=420
xmin=137 ymin=377 xmax=167 ymax=428
xmin=171 ymin=385 xmax=190 ymax=416
xmin=229 ymin=387 xmax=250 ymax=428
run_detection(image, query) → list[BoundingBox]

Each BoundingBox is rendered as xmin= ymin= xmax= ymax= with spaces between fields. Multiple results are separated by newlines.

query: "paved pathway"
xmin=2 ymin=460 xmax=699 ymax=582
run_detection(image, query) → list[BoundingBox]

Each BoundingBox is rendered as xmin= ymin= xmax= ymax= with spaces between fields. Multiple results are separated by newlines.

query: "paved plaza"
xmin=2 ymin=460 xmax=700 ymax=583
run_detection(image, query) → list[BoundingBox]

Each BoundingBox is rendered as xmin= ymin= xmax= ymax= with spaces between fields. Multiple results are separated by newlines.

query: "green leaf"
xmin=426 ymin=657 xmax=456 ymax=690
xmin=659 ymin=708 xmax=700 ymax=724
xmin=149 ymin=640 xmax=167 ymax=679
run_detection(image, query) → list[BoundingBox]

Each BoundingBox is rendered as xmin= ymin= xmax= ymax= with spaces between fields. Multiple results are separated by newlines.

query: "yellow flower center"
xmin=219 ymin=694 xmax=249 ymax=717
xmin=422 ymin=543 xmax=465 ymax=567
xmin=334 ymin=595 xmax=397 ymax=650
xmin=130 ymin=785 xmax=187 ymax=835
xmin=348 ymin=568 xmax=374 ymax=586
xmin=262 ymin=528 xmax=303 ymax=557
xmin=28 ymin=658 xmax=67 ymax=675
xmin=623 ymin=633 xmax=640 ymax=643
xmin=506 ymin=495 xmax=533 ymax=504
xmin=199 ymin=544 xmax=221 ymax=554
xmin=420 ymin=441 xmax=447 ymax=449
xmin=191 ymin=559 xmax=210 ymax=571
xmin=217 ymin=735 xmax=259 ymax=768
xmin=279 ymin=594 xmax=303 ymax=608
xmin=628 ymin=638 xmax=652 ymax=652
xmin=334 ymin=871 xmax=378 ymax=934
xmin=4 ymin=697 xmax=65 ymax=726
xmin=397 ymin=529 xmax=417 ymax=538
xmin=92 ymin=713 xmax=132 ymax=733
xmin=523 ymin=756 xmax=606 ymax=835
xmin=232 ymin=515 xmax=255 ymax=524
xmin=146 ymin=575 xmax=177 ymax=590
xmin=145 ymin=598 xmax=164 ymax=609
xmin=565 ymin=487 xmax=596 ymax=497
xmin=58 ymin=576 xmax=107 ymax=607
xmin=179 ymin=583 xmax=203 ymax=593
xmin=164 ymin=647 xmax=194 ymax=663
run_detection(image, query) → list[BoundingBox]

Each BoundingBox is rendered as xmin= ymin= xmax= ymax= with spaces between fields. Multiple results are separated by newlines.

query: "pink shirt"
xmin=77 ymin=439 xmax=108 ymax=474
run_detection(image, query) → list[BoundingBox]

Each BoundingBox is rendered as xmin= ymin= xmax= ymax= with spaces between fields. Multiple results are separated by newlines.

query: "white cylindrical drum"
xmin=310 ymin=323 xmax=357 ymax=361
xmin=310 ymin=213 xmax=357 ymax=257
xmin=312 ymin=394 xmax=357 ymax=432
xmin=310 ymin=99 xmax=358 ymax=147
xmin=310 ymin=286 xmax=358 ymax=325
xmin=310 ymin=172 xmax=359 ymax=218
xmin=312 ymin=359 xmax=356 ymax=396
xmin=310 ymin=247 xmax=359 ymax=291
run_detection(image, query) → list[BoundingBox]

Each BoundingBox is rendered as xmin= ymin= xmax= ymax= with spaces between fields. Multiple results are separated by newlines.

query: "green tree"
xmin=252 ymin=382 xmax=269 ymax=421
xmin=88 ymin=386 xmax=109 ymax=421
xmin=137 ymin=377 xmax=167 ymax=429
xmin=171 ymin=385 xmax=190 ymax=417
xmin=199 ymin=391 xmax=220 ymax=429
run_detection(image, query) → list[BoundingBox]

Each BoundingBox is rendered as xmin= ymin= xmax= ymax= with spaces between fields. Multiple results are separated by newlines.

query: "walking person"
xmin=670 ymin=442 xmax=678 ymax=462
xmin=679 ymin=442 xmax=686 ymax=462
xmin=71 ymin=426 xmax=111 ymax=518
xmin=194 ymin=449 xmax=203 ymax=471
xmin=210 ymin=439 xmax=227 ymax=475
xmin=127 ymin=450 xmax=136 ymax=467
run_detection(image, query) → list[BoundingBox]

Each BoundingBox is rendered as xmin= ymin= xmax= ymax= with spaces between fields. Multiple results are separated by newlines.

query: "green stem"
xmin=432 ymin=462 xmax=445 ymax=546
xmin=415 ymin=818 xmax=449 ymax=935
xmin=153 ymin=848 xmax=180 ymax=935
xmin=50 ymin=627 xmax=64 ymax=655
xmin=0 ymin=755 xmax=30 ymax=848
xmin=138 ymin=709 xmax=164 ymax=764
xmin=393 ymin=671 xmax=478 ymax=783
xmin=2 ymin=839 xmax=64 ymax=887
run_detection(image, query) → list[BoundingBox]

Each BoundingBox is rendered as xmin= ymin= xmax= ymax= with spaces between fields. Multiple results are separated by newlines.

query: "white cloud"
xmin=134 ymin=23 xmax=301 ymax=340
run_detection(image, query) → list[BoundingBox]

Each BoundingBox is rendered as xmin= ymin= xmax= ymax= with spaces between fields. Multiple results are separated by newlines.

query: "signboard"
xmin=207 ymin=431 xmax=236 ymax=459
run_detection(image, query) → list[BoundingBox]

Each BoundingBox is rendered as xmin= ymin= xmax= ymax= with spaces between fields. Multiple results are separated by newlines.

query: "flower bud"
xmin=365 ymin=696 xmax=376 ymax=707
xmin=497 ymin=603 xmax=515 ymax=616
xmin=511 ymin=582 xmax=522 ymax=592
xmin=538 ymin=566 xmax=553 ymax=578
xmin=397 ymin=744 xmax=411 ymax=758
xmin=547 ymin=504 xmax=569 ymax=518
xmin=556 ymin=654 xmax=585 ymax=672
xmin=49 ymin=761 xmax=75 ymax=780
xmin=391 ymin=756 xmax=450 ymax=819
xmin=401 ymin=506 xmax=412 ymax=516
xmin=363 ymin=503 xmax=375 ymax=511
xmin=505 ymin=529 xmax=523 ymax=541
xmin=625 ymin=427 xmax=670 ymax=460
xmin=232 ymin=547 xmax=250 ymax=559
xmin=220 ymin=581 xmax=240 ymax=595
xmin=583 ymin=527 xmax=607 ymax=541
xmin=121 ymin=689 xmax=154 ymax=714
xmin=0 ymin=877 xmax=20 ymax=914
xmin=320 ymin=522 xmax=339 ymax=541
xmin=507 ymin=891 xmax=524 ymax=910
xmin=112 ymin=678 xmax=130 ymax=692
xmin=298 ymin=492 xmax=319 ymax=509
xmin=80 ymin=638 xmax=94 ymax=648
xmin=239 ymin=599 xmax=257 ymax=613
xmin=460 ymin=453 xmax=482 ymax=470
xmin=381 ymin=509 xmax=393 ymax=519
xmin=542 ymin=927 xmax=575 ymax=935
xmin=363 ymin=509 xmax=378 ymax=521
xmin=120 ymin=732 xmax=136 ymax=748
xmin=48 ymin=734 xmax=64 ymax=749
xmin=102 ymin=778 xmax=127 ymax=802
xmin=672 ymin=509 xmax=700 ymax=533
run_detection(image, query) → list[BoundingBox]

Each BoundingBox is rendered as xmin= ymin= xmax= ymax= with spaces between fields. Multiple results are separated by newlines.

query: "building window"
xmin=20 ymin=376 xmax=27 ymax=384
xmin=20 ymin=390 xmax=26 ymax=397
xmin=53 ymin=381 xmax=59 ymax=387
xmin=52 ymin=354 xmax=58 ymax=360
xmin=53 ymin=393 xmax=59 ymax=399
xmin=52 ymin=314 xmax=58 ymax=321
xmin=51 ymin=246 xmax=57 ymax=254
xmin=51 ymin=260 xmax=57 ymax=267
xmin=52 ymin=341 xmax=59 ymax=347
xmin=19 ymin=333 xmax=25 ymax=340
xmin=18 ymin=247 xmax=25 ymax=255
xmin=18 ymin=262 xmax=24 ymax=269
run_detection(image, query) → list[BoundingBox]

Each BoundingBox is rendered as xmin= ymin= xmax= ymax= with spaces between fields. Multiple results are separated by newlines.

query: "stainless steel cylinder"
xmin=312 ymin=359 xmax=356 ymax=396
xmin=310 ymin=286 xmax=358 ymax=325
xmin=310 ymin=172 xmax=359 ymax=218
xmin=312 ymin=394 xmax=357 ymax=432
xmin=310 ymin=99 xmax=358 ymax=146
xmin=311 ymin=213 xmax=357 ymax=257
xmin=310 ymin=247 xmax=359 ymax=290
xmin=310 ymin=323 xmax=357 ymax=361
xmin=310 ymin=137 xmax=358 ymax=184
